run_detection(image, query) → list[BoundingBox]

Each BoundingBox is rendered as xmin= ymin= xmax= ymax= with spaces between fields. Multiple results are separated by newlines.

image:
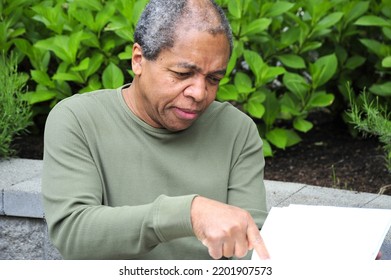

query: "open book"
xmin=252 ymin=204 xmax=391 ymax=261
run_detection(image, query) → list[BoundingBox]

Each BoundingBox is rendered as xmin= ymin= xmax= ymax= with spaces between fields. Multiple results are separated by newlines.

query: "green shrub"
xmin=3 ymin=0 xmax=390 ymax=157
xmin=5 ymin=0 xmax=147 ymax=115
xmin=215 ymin=0 xmax=390 ymax=156
xmin=216 ymin=0 xmax=338 ymax=155
xmin=347 ymin=87 xmax=391 ymax=171
xmin=0 ymin=53 xmax=32 ymax=158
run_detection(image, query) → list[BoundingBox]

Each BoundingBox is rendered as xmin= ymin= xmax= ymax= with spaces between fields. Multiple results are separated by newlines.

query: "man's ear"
xmin=132 ymin=43 xmax=143 ymax=75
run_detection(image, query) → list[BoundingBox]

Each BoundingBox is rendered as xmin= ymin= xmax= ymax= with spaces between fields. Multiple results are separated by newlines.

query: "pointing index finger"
xmin=248 ymin=223 xmax=270 ymax=260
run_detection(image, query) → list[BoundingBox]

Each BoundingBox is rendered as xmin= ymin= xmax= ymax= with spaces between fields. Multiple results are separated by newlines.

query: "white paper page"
xmin=252 ymin=204 xmax=391 ymax=261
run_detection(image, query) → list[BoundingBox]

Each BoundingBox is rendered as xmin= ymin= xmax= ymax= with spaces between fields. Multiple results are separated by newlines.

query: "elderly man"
xmin=42 ymin=0 xmax=269 ymax=260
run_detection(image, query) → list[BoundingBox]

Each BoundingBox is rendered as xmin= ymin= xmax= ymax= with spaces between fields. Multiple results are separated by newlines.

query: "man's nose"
xmin=183 ymin=76 xmax=207 ymax=102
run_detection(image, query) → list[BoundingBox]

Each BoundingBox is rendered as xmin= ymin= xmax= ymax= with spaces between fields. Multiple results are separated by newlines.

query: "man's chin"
xmin=163 ymin=120 xmax=195 ymax=132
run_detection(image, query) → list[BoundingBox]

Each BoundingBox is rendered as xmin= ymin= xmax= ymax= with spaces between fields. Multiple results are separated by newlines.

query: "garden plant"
xmin=347 ymin=87 xmax=391 ymax=172
xmin=1 ymin=0 xmax=390 ymax=162
xmin=0 ymin=52 xmax=31 ymax=157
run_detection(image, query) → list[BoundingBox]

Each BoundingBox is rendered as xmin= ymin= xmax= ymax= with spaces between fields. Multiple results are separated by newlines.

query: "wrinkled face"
xmin=130 ymin=28 xmax=231 ymax=131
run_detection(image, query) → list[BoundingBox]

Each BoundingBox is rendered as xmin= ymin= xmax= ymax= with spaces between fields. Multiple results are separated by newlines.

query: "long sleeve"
xmin=227 ymin=119 xmax=268 ymax=228
xmin=42 ymin=100 xmax=196 ymax=259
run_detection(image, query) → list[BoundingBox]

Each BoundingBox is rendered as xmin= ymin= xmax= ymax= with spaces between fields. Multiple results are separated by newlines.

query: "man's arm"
xmin=42 ymin=102 xmax=196 ymax=259
xmin=191 ymin=117 xmax=269 ymax=259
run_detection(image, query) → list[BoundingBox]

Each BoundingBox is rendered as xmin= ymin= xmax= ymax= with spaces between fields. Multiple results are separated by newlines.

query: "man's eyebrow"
xmin=176 ymin=62 xmax=226 ymax=76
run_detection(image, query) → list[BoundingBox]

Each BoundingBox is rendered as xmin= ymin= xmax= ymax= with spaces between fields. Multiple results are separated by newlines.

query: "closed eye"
xmin=173 ymin=71 xmax=193 ymax=79
xmin=171 ymin=69 xmax=223 ymax=85
xmin=207 ymin=75 xmax=223 ymax=85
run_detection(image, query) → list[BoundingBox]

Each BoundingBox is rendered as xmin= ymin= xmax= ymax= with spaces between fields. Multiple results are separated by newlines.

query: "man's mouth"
xmin=173 ymin=107 xmax=200 ymax=120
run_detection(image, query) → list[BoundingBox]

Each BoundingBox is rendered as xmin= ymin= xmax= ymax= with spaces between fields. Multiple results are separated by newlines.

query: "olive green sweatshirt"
xmin=42 ymin=85 xmax=268 ymax=260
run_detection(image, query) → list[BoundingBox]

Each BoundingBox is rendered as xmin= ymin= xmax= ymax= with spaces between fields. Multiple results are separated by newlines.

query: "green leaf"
xmin=95 ymin=4 xmax=116 ymax=31
xmin=79 ymin=32 xmax=100 ymax=48
xmin=311 ymin=28 xmax=332 ymax=38
xmin=293 ymin=118 xmax=313 ymax=133
xmin=107 ymin=15 xmax=134 ymax=41
xmin=260 ymin=66 xmax=286 ymax=85
xmin=383 ymin=27 xmax=391 ymax=40
xmin=344 ymin=1 xmax=370 ymax=25
xmin=335 ymin=45 xmax=348 ymax=65
xmin=249 ymin=90 xmax=267 ymax=103
xmin=314 ymin=12 xmax=344 ymax=31
xmin=244 ymin=50 xmax=264 ymax=85
xmin=31 ymin=3 xmax=68 ymax=34
xmin=102 ymin=63 xmax=124 ymax=89
xmin=309 ymin=92 xmax=335 ymax=107
xmin=103 ymin=38 xmax=116 ymax=52
xmin=9 ymin=27 xmax=25 ymax=38
xmin=25 ymin=90 xmax=57 ymax=105
xmin=345 ymin=55 xmax=366 ymax=70
xmin=277 ymin=54 xmax=306 ymax=69
xmin=263 ymin=92 xmax=280 ymax=127
xmin=3 ymin=0 xmax=29 ymax=15
xmin=312 ymin=54 xmax=338 ymax=88
xmin=369 ymin=82 xmax=391 ymax=97
xmin=55 ymin=81 xmax=72 ymax=99
xmin=35 ymin=31 xmax=84 ymax=64
xmin=35 ymin=37 xmax=69 ymax=63
xmin=241 ymin=18 xmax=271 ymax=36
xmin=80 ymin=75 xmax=102 ymax=93
xmin=262 ymin=139 xmax=273 ymax=157
xmin=359 ymin=39 xmax=388 ymax=57
xmin=234 ymin=72 xmax=253 ymax=94
xmin=71 ymin=58 xmax=90 ymax=72
xmin=219 ymin=77 xmax=230 ymax=86
xmin=226 ymin=50 xmax=237 ymax=76
xmin=217 ymin=84 xmax=239 ymax=101
xmin=263 ymin=2 xmax=294 ymax=18
xmin=305 ymin=1 xmax=333 ymax=22
xmin=118 ymin=45 xmax=133 ymax=60
xmin=132 ymin=0 xmax=149 ymax=22
xmin=281 ymin=26 xmax=300 ymax=46
xmin=298 ymin=23 xmax=310 ymax=46
xmin=68 ymin=31 xmax=84 ymax=64
xmin=70 ymin=0 xmax=103 ymax=11
xmin=53 ymin=72 xmax=84 ymax=83
xmin=285 ymin=130 xmax=302 ymax=147
xmin=85 ymin=53 xmax=104 ymax=78
xmin=245 ymin=100 xmax=265 ymax=119
xmin=300 ymin=41 xmax=322 ymax=53
xmin=266 ymin=128 xmax=301 ymax=149
xmin=283 ymin=72 xmax=308 ymax=98
xmin=69 ymin=8 xmax=95 ymax=31
xmin=382 ymin=56 xmax=391 ymax=68
xmin=13 ymin=38 xmax=31 ymax=55
xmin=355 ymin=15 xmax=391 ymax=27
xmin=266 ymin=128 xmax=288 ymax=149
xmin=30 ymin=70 xmax=54 ymax=88
xmin=230 ymin=21 xmax=241 ymax=37
xmin=280 ymin=94 xmax=301 ymax=117
xmin=228 ymin=0 xmax=242 ymax=19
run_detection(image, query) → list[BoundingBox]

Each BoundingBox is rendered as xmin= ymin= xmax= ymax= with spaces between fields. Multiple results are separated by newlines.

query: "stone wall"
xmin=0 ymin=216 xmax=61 ymax=260
xmin=0 ymin=159 xmax=61 ymax=260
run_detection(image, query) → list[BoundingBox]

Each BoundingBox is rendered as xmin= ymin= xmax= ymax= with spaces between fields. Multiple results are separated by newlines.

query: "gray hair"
xmin=134 ymin=0 xmax=233 ymax=60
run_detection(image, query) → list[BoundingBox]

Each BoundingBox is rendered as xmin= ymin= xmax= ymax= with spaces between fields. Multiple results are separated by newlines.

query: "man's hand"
xmin=191 ymin=196 xmax=270 ymax=260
